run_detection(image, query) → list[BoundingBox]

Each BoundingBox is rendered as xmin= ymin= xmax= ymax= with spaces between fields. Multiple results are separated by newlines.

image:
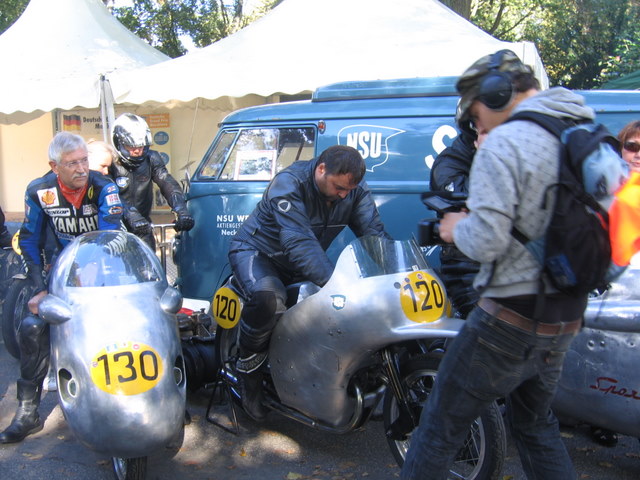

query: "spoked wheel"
xmin=2 ymin=277 xmax=36 ymax=359
xmin=111 ymin=456 xmax=147 ymax=480
xmin=383 ymin=353 xmax=506 ymax=479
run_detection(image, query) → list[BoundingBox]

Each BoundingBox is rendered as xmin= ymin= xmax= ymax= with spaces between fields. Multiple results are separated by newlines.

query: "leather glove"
xmin=124 ymin=207 xmax=152 ymax=236
xmin=174 ymin=213 xmax=194 ymax=232
xmin=130 ymin=217 xmax=152 ymax=236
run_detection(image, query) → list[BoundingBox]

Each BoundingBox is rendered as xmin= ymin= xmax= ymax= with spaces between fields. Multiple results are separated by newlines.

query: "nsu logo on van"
xmin=338 ymin=125 xmax=405 ymax=172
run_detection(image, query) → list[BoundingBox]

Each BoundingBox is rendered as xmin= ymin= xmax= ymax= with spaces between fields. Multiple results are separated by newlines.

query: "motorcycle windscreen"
xmin=49 ymin=230 xmax=166 ymax=293
xmin=347 ymin=236 xmax=429 ymax=278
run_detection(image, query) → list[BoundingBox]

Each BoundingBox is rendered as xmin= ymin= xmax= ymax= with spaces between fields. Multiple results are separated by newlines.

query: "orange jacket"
xmin=609 ymin=171 xmax=640 ymax=266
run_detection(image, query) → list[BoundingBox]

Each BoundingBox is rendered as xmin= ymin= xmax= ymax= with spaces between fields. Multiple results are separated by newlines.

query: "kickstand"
xmin=205 ymin=372 xmax=240 ymax=435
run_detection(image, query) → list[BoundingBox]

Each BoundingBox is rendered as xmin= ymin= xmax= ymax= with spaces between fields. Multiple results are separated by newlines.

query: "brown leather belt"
xmin=478 ymin=298 xmax=582 ymax=335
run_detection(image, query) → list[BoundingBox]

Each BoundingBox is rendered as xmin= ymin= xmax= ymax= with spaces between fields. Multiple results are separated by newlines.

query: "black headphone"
xmin=477 ymin=50 xmax=516 ymax=111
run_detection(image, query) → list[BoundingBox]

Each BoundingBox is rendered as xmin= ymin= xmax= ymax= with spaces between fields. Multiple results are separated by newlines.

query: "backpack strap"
xmin=505 ymin=111 xmax=573 ymax=321
xmin=507 ymin=110 xmax=570 ymax=246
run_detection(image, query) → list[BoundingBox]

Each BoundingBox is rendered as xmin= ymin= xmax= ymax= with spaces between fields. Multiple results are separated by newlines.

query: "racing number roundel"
xmin=90 ymin=342 xmax=163 ymax=395
xmin=400 ymin=271 xmax=446 ymax=323
xmin=11 ymin=231 xmax=21 ymax=255
xmin=213 ymin=286 xmax=242 ymax=329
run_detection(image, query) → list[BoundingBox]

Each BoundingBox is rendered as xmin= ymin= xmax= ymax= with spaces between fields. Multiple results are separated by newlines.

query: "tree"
xmin=458 ymin=0 xmax=640 ymax=88
xmin=440 ymin=0 xmax=471 ymax=19
xmin=113 ymin=0 xmax=280 ymax=58
xmin=0 ymin=0 xmax=28 ymax=34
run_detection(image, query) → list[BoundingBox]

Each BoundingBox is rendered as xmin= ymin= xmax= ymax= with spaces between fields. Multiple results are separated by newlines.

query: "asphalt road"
xmin=0 ymin=336 xmax=639 ymax=480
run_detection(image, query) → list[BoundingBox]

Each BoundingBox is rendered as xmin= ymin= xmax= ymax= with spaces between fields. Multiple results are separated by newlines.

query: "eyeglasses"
xmin=623 ymin=141 xmax=640 ymax=153
xmin=59 ymin=157 xmax=89 ymax=169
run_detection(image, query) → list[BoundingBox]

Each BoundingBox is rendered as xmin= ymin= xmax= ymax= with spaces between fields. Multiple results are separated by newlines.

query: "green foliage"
xmin=114 ymin=0 xmax=249 ymax=58
xmin=0 ymin=0 xmax=28 ymax=34
xmin=468 ymin=0 xmax=640 ymax=89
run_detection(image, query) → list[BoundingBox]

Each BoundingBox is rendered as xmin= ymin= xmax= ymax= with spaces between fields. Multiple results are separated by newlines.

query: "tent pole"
xmin=99 ymin=74 xmax=116 ymax=143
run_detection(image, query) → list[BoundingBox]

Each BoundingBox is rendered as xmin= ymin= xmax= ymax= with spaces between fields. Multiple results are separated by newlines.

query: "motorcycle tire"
xmin=383 ymin=353 xmax=506 ymax=480
xmin=111 ymin=456 xmax=147 ymax=480
xmin=2 ymin=277 xmax=35 ymax=360
xmin=0 ymin=249 xmax=22 ymax=299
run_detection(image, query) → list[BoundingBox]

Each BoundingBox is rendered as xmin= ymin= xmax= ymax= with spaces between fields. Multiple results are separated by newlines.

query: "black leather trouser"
xmin=17 ymin=314 xmax=50 ymax=388
xmin=228 ymin=249 xmax=288 ymax=355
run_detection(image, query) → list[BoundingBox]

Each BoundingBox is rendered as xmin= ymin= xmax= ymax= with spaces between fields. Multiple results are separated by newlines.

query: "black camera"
xmin=417 ymin=191 xmax=467 ymax=246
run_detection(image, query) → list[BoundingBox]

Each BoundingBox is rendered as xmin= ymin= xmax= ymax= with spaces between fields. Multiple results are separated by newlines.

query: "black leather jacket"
xmin=109 ymin=149 xmax=187 ymax=221
xmin=429 ymin=130 xmax=476 ymax=193
xmin=230 ymin=158 xmax=388 ymax=286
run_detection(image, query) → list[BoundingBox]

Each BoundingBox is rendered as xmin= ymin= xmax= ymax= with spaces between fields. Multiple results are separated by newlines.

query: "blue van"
xmin=173 ymin=77 xmax=640 ymax=309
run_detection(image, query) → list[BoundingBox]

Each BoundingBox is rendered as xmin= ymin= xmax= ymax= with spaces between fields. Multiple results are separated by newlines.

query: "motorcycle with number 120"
xmin=211 ymin=236 xmax=506 ymax=479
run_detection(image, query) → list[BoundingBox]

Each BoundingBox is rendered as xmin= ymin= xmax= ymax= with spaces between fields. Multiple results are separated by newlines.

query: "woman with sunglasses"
xmin=619 ymin=120 xmax=640 ymax=172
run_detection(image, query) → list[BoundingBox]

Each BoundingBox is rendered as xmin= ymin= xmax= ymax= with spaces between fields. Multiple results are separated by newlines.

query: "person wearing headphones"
xmin=110 ymin=113 xmax=194 ymax=250
xmin=401 ymin=50 xmax=593 ymax=479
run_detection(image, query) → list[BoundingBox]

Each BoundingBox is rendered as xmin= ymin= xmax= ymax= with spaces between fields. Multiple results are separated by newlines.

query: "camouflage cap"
xmin=455 ymin=49 xmax=533 ymax=123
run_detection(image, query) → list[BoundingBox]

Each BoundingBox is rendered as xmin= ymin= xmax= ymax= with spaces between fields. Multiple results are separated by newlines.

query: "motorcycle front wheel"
xmin=383 ymin=353 xmax=506 ymax=480
xmin=111 ymin=456 xmax=147 ymax=480
xmin=2 ymin=277 xmax=35 ymax=359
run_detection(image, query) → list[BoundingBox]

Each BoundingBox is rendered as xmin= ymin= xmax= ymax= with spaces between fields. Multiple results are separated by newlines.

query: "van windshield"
xmin=198 ymin=127 xmax=316 ymax=181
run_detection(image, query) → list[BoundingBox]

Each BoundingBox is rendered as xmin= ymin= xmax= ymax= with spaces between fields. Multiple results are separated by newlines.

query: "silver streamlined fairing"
xmin=40 ymin=231 xmax=186 ymax=458
xmin=553 ymin=262 xmax=640 ymax=437
xmin=269 ymin=237 xmax=464 ymax=427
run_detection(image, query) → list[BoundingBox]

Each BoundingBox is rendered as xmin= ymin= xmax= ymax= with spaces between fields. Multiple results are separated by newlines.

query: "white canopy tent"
xmin=0 ymin=0 xmax=169 ymax=119
xmin=0 ymin=0 xmax=169 ymax=211
xmin=112 ymin=0 xmax=548 ymax=107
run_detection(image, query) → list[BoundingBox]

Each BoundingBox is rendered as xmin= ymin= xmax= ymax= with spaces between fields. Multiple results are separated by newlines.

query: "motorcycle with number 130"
xmin=211 ymin=235 xmax=507 ymax=479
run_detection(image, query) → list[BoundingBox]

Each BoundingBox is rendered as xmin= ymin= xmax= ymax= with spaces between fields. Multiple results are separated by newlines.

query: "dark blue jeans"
xmin=401 ymin=305 xmax=578 ymax=480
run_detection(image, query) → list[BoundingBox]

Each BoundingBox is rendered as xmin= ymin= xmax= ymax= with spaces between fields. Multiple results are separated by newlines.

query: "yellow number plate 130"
xmin=90 ymin=342 xmax=163 ymax=395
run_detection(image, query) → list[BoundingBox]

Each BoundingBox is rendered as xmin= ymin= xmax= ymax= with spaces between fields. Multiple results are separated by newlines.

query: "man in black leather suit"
xmin=110 ymin=113 xmax=194 ymax=250
xmin=429 ymin=122 xmax=481 ymax=317
xmin=229 ymin=145 xmax=389 ymax=421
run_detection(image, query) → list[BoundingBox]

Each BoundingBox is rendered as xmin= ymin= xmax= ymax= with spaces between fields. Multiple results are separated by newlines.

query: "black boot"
xmin=0 ymin=379 xmax=43 ymax=444
xmin=236 ymin=351 xmax=268 ymax=422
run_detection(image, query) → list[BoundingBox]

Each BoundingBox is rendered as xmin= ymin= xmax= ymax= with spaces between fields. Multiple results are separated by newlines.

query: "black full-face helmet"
xmin=112 ymin=113 xmax=152 ymax=169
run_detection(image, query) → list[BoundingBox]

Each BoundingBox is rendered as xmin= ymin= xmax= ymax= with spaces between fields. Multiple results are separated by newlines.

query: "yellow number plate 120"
xmin=400 ymin=271 xmax=446 ymax=323
xmin=90 ymin=342 xmax=163 ymax=395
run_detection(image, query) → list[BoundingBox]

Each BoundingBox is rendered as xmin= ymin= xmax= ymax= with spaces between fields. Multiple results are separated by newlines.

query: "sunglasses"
xmin=623 ymin=141 xmax=640 ymax=153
